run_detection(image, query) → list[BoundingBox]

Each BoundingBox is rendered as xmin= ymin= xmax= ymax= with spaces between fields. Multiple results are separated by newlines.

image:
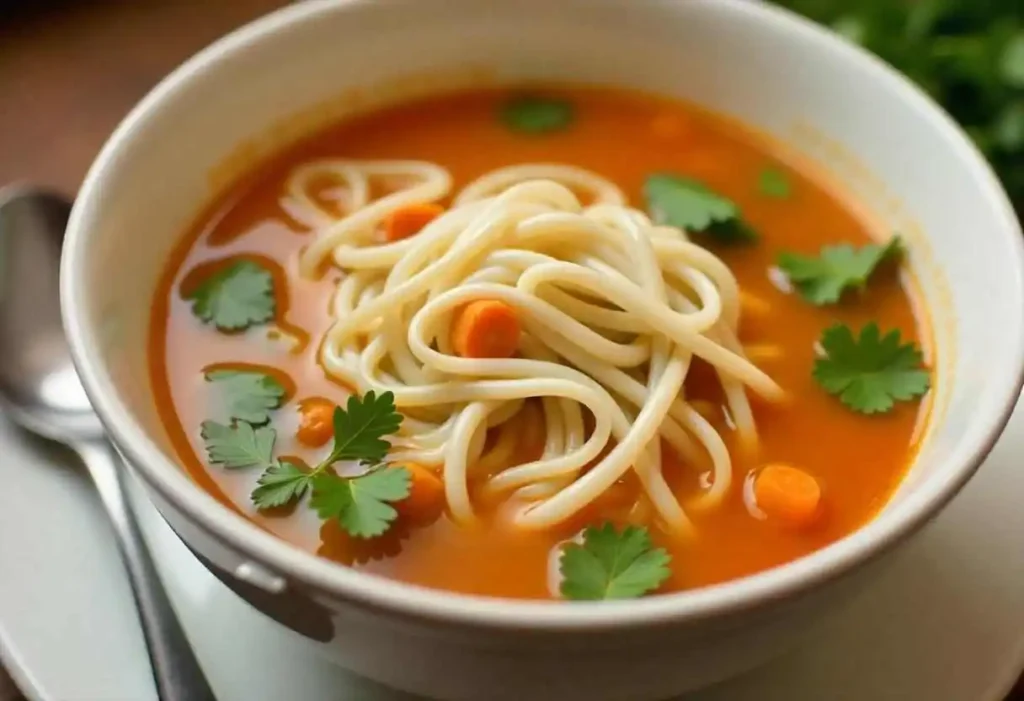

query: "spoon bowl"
xmin=0 ymin=187 xmax=100 ymax=442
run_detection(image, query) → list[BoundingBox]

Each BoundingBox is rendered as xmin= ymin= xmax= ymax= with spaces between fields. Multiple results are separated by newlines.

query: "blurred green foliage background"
xmin=776 ymin=0 xmax=1024 ymax=211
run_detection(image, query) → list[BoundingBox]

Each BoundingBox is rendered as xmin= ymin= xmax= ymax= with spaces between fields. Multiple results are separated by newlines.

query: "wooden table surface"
xmin=0 ymin=2 xmax=1021 ymax=699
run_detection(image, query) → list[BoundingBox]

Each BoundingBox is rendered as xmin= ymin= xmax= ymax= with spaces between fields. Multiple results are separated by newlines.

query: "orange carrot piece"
xmin=383 ymin=203 xmax=445 ymax=242
xmin=296 ymin=397 xmax=336 ymax=448
xmin=754 ymin=464 xmax=822 ymax=528
xmin=395 ymin=462 xmax=445 ymax=524
xmin=451 ymin=300 xmax=521 ymax=359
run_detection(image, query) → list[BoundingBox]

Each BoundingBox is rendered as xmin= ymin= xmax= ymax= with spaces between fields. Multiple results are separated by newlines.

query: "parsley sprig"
xmin=200 ymin=387 xmax=410 ymax=538
xmin=285 ymin=392 xmax=410 ymax=538
xmin=778 ymin=237 xmax=902 ymax=306
xmin=813 ymin=322 xmax=931 ymax=414
xmin=310 ymin=467 xmax=411 ymax=539
xmin=644 ymin=173 xmax=758 ymax=243
xmin=250 ymin=460 xmax=310 ymax=509
xmin=559 ymin=523 xmax=671 ymax=601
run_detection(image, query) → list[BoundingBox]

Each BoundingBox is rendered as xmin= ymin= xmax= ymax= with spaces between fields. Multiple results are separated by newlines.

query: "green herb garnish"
xmin=644 ymin=173 xmax=757 ymax=243
xmin=205 ymin=368 xmax=285 ymax=425
xmin=186 ymin=260 xmax=275 ymax=332
xmin=198 ymin=385 xmax=410 ymax=537
xmin=245 ymin=391 xmax=410 ymax=537
xmin=200 ymin=420 xmax=276 ymax=470
xmin=559 ymin=523 xmax=671 ymax=601
xmin=501 ymin=96 xmax=574 ymax=134
xmin=777 ymin=236 xmax=902 ymax=306
xmin=758 ymin=167 xmax=793 ymax=199
xmin=323 ymin=390 xmax=403 ymax=465
xmin=250 ymin=460 xmax=311 ymax=509
xmin=310 ymin=467 xmax=411 ymax=539
xmin=813 ymin=322 xmax=931 ymax=415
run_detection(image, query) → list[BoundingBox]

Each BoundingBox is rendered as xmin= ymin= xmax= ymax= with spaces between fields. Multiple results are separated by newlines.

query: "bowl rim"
xmin=61 ymin=0 xmax=1024 ymax=631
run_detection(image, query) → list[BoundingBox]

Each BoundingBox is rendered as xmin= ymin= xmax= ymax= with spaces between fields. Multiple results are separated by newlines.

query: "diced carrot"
xmin=383 ymin=203 xmax=445 ymax=242
xmin=296 ymin=397 xmax=336 ymax=447
xmin=754 ymin=464 xmax=822 ymax=529
xmin=451 ymin=300 xmax=521 ymax=359
xmin=395 ymin=462 xmax=445 ymax=524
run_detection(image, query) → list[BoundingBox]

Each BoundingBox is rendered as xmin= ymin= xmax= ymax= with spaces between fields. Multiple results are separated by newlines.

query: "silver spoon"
xmin=0 ymin=186 xmax=216 ymax=701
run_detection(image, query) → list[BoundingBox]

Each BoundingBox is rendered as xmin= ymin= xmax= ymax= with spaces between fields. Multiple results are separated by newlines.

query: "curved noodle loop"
xmin=287 ymin=160 xmax=784 ymax=534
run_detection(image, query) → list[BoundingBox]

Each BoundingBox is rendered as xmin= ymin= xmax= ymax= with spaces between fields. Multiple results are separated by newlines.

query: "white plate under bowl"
xmin=2 ymin=388 xmax=1024 ymax=700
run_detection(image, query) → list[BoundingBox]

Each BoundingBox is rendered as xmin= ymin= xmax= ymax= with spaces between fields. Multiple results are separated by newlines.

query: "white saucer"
xmin=3 ymin=392 xmax=1024 ymax=701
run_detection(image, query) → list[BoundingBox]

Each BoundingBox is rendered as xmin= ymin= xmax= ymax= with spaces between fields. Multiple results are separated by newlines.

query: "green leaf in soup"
xmin=200 ymin=420 xmax=276 ymax=470
xmin=309 ymin=467 xmax=411 ymax=539
xmin=777 ymin=236 xmax=902 ymax=306
xmin=204 ymin=368 xmax=286 ymax=425
xmin=643 ymin=173 xmax=758 ymax=243
xmin=185 ymin=259 xmax=275 ymax=332
xmin=500 ymin=96 xmax=574 ymax=134
xmin=758 ymin=167 xmax=793 ymax=199
xmin=812 ymin=323 xmax=931 ymax=415
xmin=327 ymin=390 xmax=403 ymax=465
xmin=559 ymin=523 xmax=672 ymax=601
xmin=251 ymin=460 xmax=311 ymax=509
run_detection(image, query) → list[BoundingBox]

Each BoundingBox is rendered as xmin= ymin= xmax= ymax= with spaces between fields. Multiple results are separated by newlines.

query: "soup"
xmin=150 ymin=87 xmax=930 ymax=600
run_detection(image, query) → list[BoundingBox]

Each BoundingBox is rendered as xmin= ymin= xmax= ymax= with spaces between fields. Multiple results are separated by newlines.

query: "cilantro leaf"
xmin=328 ymin=391 xmax=402 ymax=465
xmin=777 ymin=236 xmax=902 ymax=306
xmin=559 ymin=523 xmax=671 ymax=601
xmin=205 ymin=368 xmax=285 ymax=425
xmin=758 ymin=167 xmax=792 ymax=199
xmin=813 ymin=323 xmax=931 ymax=415
xmin=251 ymin=460 xmax=310 ymax=509
xmin=500 ymin=96 xmax=574 ymax=134
xmin=227 ymin=389 xmax=407 ymax=536
xmin=186 ymin=260 xmax=275 ymax=332
xmin=644 ymin=173 xmax=757 ymax=243
xmin=310 ymin=467 xmax=411 ymax=539
xmin=200 ymin=420 xmax=275 ymax=470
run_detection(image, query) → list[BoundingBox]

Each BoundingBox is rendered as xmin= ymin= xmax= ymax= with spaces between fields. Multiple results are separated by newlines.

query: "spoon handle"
xmin=73 ymin=439 xmax=216 ymax=701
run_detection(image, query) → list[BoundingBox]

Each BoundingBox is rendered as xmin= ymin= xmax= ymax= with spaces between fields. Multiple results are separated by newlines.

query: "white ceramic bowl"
xmin=61 ymin=1 xmax=1024 ymax=699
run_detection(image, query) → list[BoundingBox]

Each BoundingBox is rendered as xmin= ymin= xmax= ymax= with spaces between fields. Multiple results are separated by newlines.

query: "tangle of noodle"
xmin=284 ymin=160 xmax=784 ymax=535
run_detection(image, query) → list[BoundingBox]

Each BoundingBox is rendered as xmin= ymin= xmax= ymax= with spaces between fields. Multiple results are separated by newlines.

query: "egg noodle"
xmin=284 ymin=160 xmax=784 ymax=535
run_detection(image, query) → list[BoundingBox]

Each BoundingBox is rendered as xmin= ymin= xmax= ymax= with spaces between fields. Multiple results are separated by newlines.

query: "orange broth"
xmin=150 ymin=87 xmax=927 ymax=599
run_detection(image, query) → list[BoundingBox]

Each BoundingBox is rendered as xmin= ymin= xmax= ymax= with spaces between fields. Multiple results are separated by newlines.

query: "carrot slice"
xmin=451 ymin=300 xmax=521 ymax=359
xmin=754 ymin=464 xmax=822 ymax=528
xmin=383 ymin=203 xmax=445 ymax=242
xmin=395 ymin=462 xmax=445 ymax=524
xmin=296 ymin=397 xmax=336 ymax=448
